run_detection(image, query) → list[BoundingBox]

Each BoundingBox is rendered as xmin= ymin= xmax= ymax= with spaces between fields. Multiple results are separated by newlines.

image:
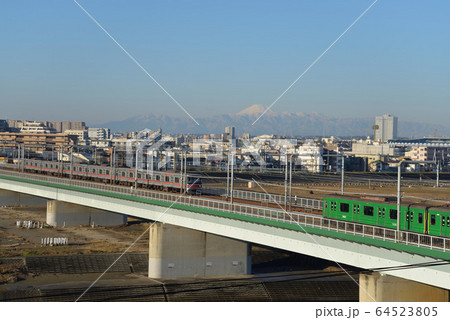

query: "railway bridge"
xmin=1 ymin=169 xmax=449 ymax=302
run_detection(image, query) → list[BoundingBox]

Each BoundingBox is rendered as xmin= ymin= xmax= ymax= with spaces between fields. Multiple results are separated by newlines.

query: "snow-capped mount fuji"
xmin=236 ymin=104 xmax=269 ymax=116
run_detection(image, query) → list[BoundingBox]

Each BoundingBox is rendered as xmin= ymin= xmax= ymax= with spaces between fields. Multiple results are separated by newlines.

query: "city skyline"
xmin=1 ymin=1 xmax=449 ymax=127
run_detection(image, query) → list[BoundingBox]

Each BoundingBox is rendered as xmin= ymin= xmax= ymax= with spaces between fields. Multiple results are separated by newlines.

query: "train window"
xmin=165 ymin=176 xmax=170 ymax=182
xmin=99 ymin=169 xmax=103 ymax=175
xmin=106 ymin=170 xmax=109 ymax=175
xmin=410 ymin=212 xmax=413 ymax=222
xmin=138 ymin=173 xmax=142 ymax=179
xmin=442 ymin=217 xmax=446 ymax=226
xmin=378 ymin=208 xmax=382 ymax=217
xmin=363 ymin=206 xmax=374 ymax=216
xmin=430 ymin=215 xmax=436 ymax=226
xmin=389 ymin=209 xmax=397 ymax=220
xmin=93 ymin=169 xmax=96 ymax=173
xmin=156 ymin=175 xmax=160 ymax=181
xmin=447 ymin=217 xmax=450 ymax=227
xmin=340 ymin=203 xmax=350 ymax=213
xmin=383 ymin=208 xmax=386 ymax=218
xmin=418 ymin=213 xmax=423 ymax=224
xmin=130 ymin=172 xmax=134 ymax=178
xmin=175 ymin=177 xmax=179 ymax=183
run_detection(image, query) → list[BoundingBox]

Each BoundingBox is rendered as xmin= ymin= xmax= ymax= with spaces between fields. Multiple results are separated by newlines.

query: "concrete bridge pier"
xmin=46 ymin=200 xmax=127 ymax=227
xmin=149 ymin=223 xmax=251 ymax=279
xmin=0 ymin=189 xmax=47 ymax=207
xmin=360 ymin=272 xmax=450 ymax=302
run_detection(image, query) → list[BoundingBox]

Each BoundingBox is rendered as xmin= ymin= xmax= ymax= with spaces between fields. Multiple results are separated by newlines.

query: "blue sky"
xmin=1 ymin=0 xmax=449 ymax=127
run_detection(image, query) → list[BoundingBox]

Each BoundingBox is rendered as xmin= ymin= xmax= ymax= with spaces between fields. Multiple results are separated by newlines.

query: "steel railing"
xmin=202 ymin=187 xmax=323 ymax=210
xmin=0 ymin=167 xmax=449 ymax=254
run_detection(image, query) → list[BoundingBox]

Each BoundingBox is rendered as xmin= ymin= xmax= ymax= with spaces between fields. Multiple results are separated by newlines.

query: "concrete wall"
xmin=46 ymin=200 xmax=127 ymax=227
xmin=149 ymin=223 xmax=251 ymax=278
xmin=0 ymin=189 xmax=47 ymax=207
xmin=360 ymin=272 xmax=450 ymax=302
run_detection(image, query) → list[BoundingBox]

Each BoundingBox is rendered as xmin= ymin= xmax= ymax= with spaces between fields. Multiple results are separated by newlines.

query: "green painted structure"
xmin=323 ymin=195 xmax=450 ymax=237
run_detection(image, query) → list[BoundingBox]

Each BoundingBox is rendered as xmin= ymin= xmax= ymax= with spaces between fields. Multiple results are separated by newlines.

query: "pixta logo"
xmin=126 ymin=129 xmax=172 ymax=173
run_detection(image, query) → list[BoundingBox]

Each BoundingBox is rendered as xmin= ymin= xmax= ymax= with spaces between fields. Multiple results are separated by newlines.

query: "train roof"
xmin=428 ymin=206 xmax=450 ymax=214
xmin=324 ymin=194 xmax=431 ymax=208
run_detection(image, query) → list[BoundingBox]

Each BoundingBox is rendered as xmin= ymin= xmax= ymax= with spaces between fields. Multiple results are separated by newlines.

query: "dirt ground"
xmin=0 ymin=205 xmax=151 ymax=284
xmin=0 ymin=206 xmax=150 ymax=258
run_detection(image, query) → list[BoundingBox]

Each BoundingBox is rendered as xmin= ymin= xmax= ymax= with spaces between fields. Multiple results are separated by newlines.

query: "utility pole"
xmin=341 ymin=154 xmax=345 ymax=195
xmin=70 ymin=146 xmax=73 ymax=180
xmin=184 ymin=152 xmax=188 ymax=193
xmin=284 ymin=154 xmax=288 ymax=210
xmin=16 ymin=144 xmax=20 ymax=173
xmin=135 ymin=147 xmax=139 ymax=189
xmin=18 ymin=144 xmax=24 ymax=173
xmin=17 ymin=144 xmax=20 ymax=173
xmin=226 ymin=153 xmax=230 ymax=200
xmin=397 ymin=160 xmax=403 ymax=242
xmin=289 ymin=155 xmax=293 ymax=212
xmin=436 ymin=155 xmax=440 ymax=188
xmin=180 ymin=151 xmax=184 ymax=194
xmin=60 ymin=145 xmax=64 ymax=177
xmin=230 ymin=152 xmax=234 ymax=205
xmin=110 ymin=147 xmax=115 ymax=185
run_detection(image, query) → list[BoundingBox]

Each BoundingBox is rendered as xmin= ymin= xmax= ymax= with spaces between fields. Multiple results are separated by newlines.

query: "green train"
xmin=323 ymin=195 xmax=450 ymax=237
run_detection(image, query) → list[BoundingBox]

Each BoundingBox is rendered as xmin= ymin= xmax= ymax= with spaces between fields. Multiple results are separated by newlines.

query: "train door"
xmin=405 ymin=205 xmax=413 ymax=232
xmin=376 ymin=206 xmax=386 ymax=227
xmin=326 ymin=199 xmax=337 ymax=219
xmin=441 ymin=214 xmax=450 ymax=237
xmin=409 ymin=207 xmax=426 ymax=234
xmin=332 ymin=201 xmax=338 ymax=219
xmin=387 ymin=207 xmax=398 ymax=229
xmin=356 ymin=204 xmax=361 ymax=223
xmin=427 ymin=212 xmax=439 ymax=236
xmin=352 ymin=203 xmax=360 ymax=223
xmin=417 ymin=211 xmax=427 ymax=234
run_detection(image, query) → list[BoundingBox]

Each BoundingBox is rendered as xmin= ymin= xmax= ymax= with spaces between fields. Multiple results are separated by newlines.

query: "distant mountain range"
xmin=97 ymin=104 xmax=450 ymax=138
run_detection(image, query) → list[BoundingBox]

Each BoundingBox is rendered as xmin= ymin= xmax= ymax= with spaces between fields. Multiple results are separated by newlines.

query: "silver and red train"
xmin=5 ymin=159 xmax=202 ymax=194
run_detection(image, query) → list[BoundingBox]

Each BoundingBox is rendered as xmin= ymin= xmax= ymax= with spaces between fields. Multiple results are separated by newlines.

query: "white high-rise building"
xmin=224 ymin=126 xmax=235 ymax=141
xmin=375 ymin=114 xmax=397 ymax=142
